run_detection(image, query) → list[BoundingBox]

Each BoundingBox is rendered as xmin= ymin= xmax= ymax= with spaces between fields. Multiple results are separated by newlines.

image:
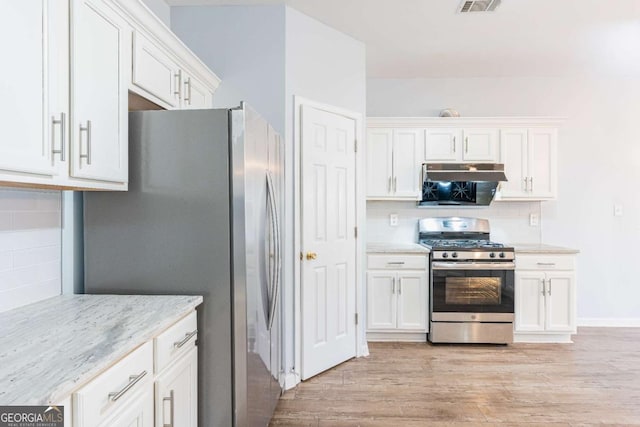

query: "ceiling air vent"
xmin=458 ymin=0 xmax=501 ymax=13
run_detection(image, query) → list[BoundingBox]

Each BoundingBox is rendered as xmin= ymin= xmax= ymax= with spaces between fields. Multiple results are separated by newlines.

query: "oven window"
xmin=445 ymin=277 xmax=502 ymax=305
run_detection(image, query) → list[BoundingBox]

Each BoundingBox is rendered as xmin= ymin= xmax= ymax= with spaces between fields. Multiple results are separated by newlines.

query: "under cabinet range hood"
xmin=420 ymin=163 xmax=507 ymax=207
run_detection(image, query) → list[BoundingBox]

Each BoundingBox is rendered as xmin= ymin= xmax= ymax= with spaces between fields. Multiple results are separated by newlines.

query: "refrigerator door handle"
xmin=266 ymin=172 xmax=280 ymax=331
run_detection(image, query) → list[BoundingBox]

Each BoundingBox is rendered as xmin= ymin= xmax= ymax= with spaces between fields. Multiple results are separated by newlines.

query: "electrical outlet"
xmin=614 ymin=204 xmax=623 ymax=216
xmin=389 ymin=214 xmax=399 ymax=227
xmin=529 ymin=213 xmax=539 ymax=227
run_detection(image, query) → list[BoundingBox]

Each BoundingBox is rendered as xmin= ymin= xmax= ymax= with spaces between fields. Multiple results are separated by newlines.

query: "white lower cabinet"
xmin=366 ymin=254 xmax=428 ymax=341
xmin=69 ymin=311 xmax=198 ymax=427
xmin=514 ymin=254 xmax=577 ymax=343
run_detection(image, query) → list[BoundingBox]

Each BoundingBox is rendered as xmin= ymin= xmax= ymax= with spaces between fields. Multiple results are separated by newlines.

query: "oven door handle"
xmin=432 ymin=261 xmax=516 ymax=270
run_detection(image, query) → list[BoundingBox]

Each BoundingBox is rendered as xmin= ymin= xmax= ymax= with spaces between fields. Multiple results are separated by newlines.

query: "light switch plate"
xmin=614 ymin=204 xmax=623 ymax=216
xmin=389 ymin=214 xmax=399 ymax=227
xmin=529 ymin=213 xmax=539 ymax=227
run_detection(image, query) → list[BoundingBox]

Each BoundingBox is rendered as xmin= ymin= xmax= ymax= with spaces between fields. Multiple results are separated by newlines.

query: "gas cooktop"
xmin=419 ymin=239 xmax=509 ymax=251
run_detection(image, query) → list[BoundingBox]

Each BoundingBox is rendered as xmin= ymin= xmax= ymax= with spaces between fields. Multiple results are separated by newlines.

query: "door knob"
xmin=306 ymin=252 xmax=317 ymax=260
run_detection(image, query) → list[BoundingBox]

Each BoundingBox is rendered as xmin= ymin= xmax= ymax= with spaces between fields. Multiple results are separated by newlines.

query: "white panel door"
xmin=155 ymin=348 xmax=198 ymax=427
xmin=396 ymin=271 xmax=427 ymax=331
xmin=392 ymin=128 xmax=423 ymax=199
xmin=366 ymin=272 xmax=396 ymax=330
xmin=545 ymin=273 xmax=576 ymax=332
xmin=100 ymin=386 xmax=154 ymax=427
xmin=366 ymin=129 xmax=393 ymax=198
xmin=71 ymin=0 xmax=129 ymax=183
xmin=499 ymin=129 xmax=528 ymax=198
xmin=528 ymin=128 xmax=557 ymax=199
xmin=0 ymin=0 xmax=61 ymax=176
xmin=514 ymin=271 xmax=546 ymax=332
xmin=425 ymin=128 xmax=461 ymax=162
xmin=301 ymin=105 xmax=357 ymax=380
xmin=462 ymin=128 xmax=499 ymax=162
xmin=182 ymin=72 xmax=213 ymax=110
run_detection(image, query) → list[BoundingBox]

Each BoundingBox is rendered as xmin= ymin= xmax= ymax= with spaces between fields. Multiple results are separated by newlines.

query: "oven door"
xmin=431 ymin=261 xmax=514 ymax=321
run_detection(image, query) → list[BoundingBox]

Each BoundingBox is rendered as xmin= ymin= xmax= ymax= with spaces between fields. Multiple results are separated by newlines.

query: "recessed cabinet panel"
xmin=499 ymin=129 xmax=528 ymax=198
xmin=155 ymin=348 xmax=198 ymax=427
xmin=132 ymin=32 xmax=180 ymax=108
xmin=528 ymin=128 xmax=557 ymax=199
xmin=366 ymin=129 xmax=393 ymax=198
xmin=392 ymin=129 xmax=423 ymax=199
xmin=515 ymin=272 xmax=546 ymax=332
xmin=425 ymin=128 xmax=460 ymax=162
xmin=462 ymin=128 xmax=499 ymax=162
xmin=545 ymin=273 xmax=575 ymax=332
xmin=71 ymin=0 xmax=129 ymax=183
xmin=0 ymin=1 xmax=57 ymax=176
xmin=366 ymin=272 xmax=396 ymax=330
xmin=396 ymin=272 xmax=426 ymax=331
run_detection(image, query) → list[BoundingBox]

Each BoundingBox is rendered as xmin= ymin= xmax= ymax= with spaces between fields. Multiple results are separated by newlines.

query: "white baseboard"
xmin=282 ymin=371 xmax=300 ymax=391
xmin=578 ymin=318 xmax=640 ymax=327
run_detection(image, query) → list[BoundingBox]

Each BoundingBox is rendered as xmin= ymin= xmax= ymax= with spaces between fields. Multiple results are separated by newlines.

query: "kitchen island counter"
xmin=0 ymin=294 xmax=202 ymax=405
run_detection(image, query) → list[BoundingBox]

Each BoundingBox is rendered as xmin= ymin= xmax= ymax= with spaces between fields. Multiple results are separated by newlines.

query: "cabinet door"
xmin=366 ymin=129 xmax=393 ymax=198
xmin=181 ymin=72 xmax=213 ymax=109
xmin=70 ymin=0 xmax=129 ymax=183
xmin=498 ymin=128 xmax=528 ymax=199
xmin=392 ymin=129 xmax=423 ymax=199
xmin=0 ymin=0 xmax=63 ymax=176
xmin=366 ymin=272 xmax=396 ymax=330
xmin=425 ymin=128 xmax=461 ymax=162
xmin=99 ymin=386 xmax=154 ymax=427
xmin=514 ymin=271 xmax=546 ymax=332
xmin=545 ymin=272 xmax=576 ymax=333
xmin=528 ymin=128 xmax=557 ymax=199
xmin=462 ymin=128 xmax=499 ymax=162
xmin=132 ymin=31 xmax=181 ymax=109
xmin=155 ymin=348 xmax=198 ymax=427
xmin=396 ymin=271 xmax=427 ymax=331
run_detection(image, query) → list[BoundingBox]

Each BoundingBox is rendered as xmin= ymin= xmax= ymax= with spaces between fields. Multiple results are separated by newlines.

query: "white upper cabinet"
xmin=497 ymin=127 xmax=557 ymax=200
xmin=0 ymin=0 xmax=67 ymax=178
xmin=462 ymin=128 xmax=499 ymax=162
xmin=70 ymin=0 xmax=130 ymax=184
xmin=424 ymin=128 xmax=461 ymax=162
xmin=366 ymin=128 xmax=422 ymax=200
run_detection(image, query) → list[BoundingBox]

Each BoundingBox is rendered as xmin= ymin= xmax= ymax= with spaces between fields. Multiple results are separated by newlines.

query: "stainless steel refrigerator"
xmin=83 ymin=104 xmax=283 ymax=427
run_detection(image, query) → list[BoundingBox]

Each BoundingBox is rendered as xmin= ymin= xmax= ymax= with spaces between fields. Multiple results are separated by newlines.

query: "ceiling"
xmin=166 ymin=0 xmax=640 ymax=78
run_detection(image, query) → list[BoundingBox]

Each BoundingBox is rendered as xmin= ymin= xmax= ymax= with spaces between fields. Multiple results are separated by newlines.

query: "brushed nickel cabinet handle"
xmin=174 ymin=70 xmax=182 ymax=98
xmin=465 ymin=137 xmax=469 ymax=153
xmin=393 ymin=177 xmax=397 ymax=192
xmin=184 ymin=77 xmax=192 ymax=104
xmin=523 ymin=177 xmax=528 ymax=191
xmin=452 ymin=136 xmax=456 ymax=153
xmin=530 ymin=176 xmax=534 ymax=192
xmin=79 ymin=120 xmax=92 ymax=165
xmin=387 ymin=261 xmax=405 ymax=265
xmin=537 ymin=262 xmax=556 ymax=266
xmin=547 ymin=279 xmax=551 ymax=296
xmin=541 ymin=279 xmax=546 ymax=296
xmin=174 ymin=329 xmax=198 ymax=348
xmin=398 ymin=278 xmax=402 ymax=294
xmin=163 ymin=390 xmax=175 ymax=427
xmin=108 ymin=370 xmax=147 ymax=402
xmin=51 ymin=113 xmax=66 ymax=161
xmin=391 ymin=277 xmax=396 ymax=294
xmin=387 ymin=177 xmax=392 ymax=193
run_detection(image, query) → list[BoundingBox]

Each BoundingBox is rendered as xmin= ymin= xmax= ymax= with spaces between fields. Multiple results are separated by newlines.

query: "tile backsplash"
xmin=366 ymin=200 xmax=542 ymax=244
xmin=0 ymin=189 xmax=62 ymax=313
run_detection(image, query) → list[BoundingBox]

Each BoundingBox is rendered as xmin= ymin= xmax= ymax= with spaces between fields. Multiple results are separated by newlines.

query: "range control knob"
xmin=442 ymin=252 xmax=449 ymax=258
xmin=489 ymin=252 xmax=496 ymax=258
xmin=499 ymin=252 xmax=506 ymax=258
xmin=452 ymin=252 xmax=458 ymax=258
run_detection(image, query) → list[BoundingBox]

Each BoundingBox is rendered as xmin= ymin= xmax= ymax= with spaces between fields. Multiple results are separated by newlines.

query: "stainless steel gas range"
xmin=419 ymin=217 xmax=515 ymax=344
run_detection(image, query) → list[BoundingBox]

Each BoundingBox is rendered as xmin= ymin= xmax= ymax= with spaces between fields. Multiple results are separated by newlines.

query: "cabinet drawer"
xmin=367 ymin=254 xmax=427 ymax=270
xmin=73 ymin=341 xmax=153 ymax=427
xmin=516 ymin=255 xmax=575 ymax=271
xmin=155 ymin=310 xmax=198 ymax=373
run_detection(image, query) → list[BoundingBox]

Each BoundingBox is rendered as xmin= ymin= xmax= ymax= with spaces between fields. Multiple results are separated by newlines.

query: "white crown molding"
xmin=111 ymin=0 xmax=221 ymax=90
xmin=367 ymin=116 xmax=567 ymax=128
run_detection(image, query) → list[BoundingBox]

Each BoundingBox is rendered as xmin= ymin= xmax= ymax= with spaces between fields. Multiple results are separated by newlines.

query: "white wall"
xmin=142 ymin=0 xmax=171 ymax=27
xmin=171 ymin=5 xmax=286 ymax=133
xmin=367 ymin=76 xmax=640 ymax=324
xmin=0 ymin=188 xmax=61 ymax=313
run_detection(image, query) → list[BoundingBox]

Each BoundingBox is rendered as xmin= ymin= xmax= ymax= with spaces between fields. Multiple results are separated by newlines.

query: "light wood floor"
xmin=270 ymin=328 xmax=640 ymax=426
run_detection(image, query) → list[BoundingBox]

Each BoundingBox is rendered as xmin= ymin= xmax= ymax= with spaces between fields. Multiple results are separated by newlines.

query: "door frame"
xmin=292 ymin=96 xmax=366 ymax=387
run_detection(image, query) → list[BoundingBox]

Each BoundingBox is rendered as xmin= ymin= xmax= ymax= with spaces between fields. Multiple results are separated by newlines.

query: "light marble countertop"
xmin=367 ymin=242 xmax=430 ymax=254
xmin=0 ymin=294 xmax=203 ymax=405
xmin=510 ymin=243 xmax=580 ymax=254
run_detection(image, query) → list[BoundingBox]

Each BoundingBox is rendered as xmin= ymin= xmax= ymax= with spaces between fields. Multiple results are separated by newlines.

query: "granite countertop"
xmin=0 ymin=294 xmax=203 ymax=405
xmin=510 ymin=243 xmax=580 ymax=254
xmin=367 ymin=242 xmax=430 ymax=254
